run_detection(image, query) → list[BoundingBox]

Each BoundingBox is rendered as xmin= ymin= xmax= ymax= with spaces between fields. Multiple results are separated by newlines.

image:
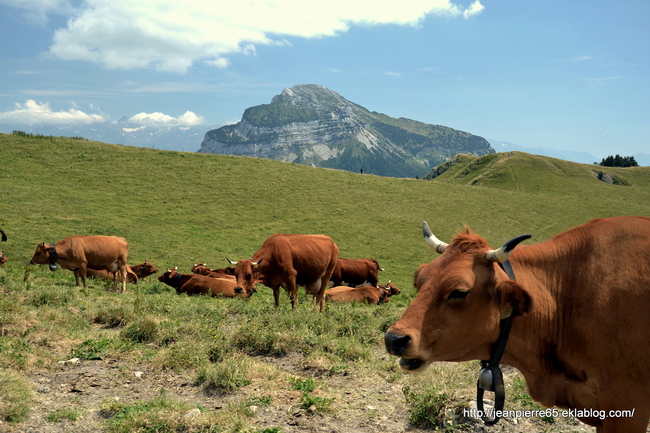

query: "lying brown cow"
xmin=158 ymin=268 xmax=253 ymax=298
xmin=330 ymin=258 xmax=384 ymax=287
xmin=229 ymin=233 xmax=339 ymax=312
xmin=191 ymin=263 xmax=236 ymax=279
xmin=385 ymin=217 xmax=650 ymax=432
xmin=326 ymin=281 xmax=401 ymax=305
xmin=29 ymin=236 xmax=129 ymax=292
xmin=87 ymin=260 xmax=158 ymax=284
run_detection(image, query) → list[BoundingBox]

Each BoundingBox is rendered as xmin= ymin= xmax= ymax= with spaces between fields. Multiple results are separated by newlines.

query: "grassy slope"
xmin=1 ymin=133 xmax=650 ymax=431
xmin=3 ymin=135 xmax=648 ymax=282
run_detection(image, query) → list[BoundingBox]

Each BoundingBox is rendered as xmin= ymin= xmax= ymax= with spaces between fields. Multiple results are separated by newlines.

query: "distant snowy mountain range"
xmin=0 ymin=118 xmax=213 ymax=152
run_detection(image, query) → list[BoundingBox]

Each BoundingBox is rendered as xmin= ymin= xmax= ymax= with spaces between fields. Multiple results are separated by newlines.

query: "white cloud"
xmin=462 ymin=0 xmax=484 ymax=18
xmin=128 ymin=110 xmax=205 ymax=126
xmin=48 ymin=0 xmax=485 ymax=74
xmin=0 ymin=100 xmax=107 ymax=125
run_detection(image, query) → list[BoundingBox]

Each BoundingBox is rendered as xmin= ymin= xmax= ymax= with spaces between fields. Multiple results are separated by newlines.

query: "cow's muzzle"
xmin=384 ymin=332 xmax=411 ymax=356
xmin=234 ymin=286 xmax=243 ymax=294
xmin=384 ymin=332 xmax=425 ymax=371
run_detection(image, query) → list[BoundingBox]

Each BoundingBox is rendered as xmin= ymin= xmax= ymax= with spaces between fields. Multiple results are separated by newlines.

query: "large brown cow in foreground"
xmin=229 ymin=233 xmax=339 ymax=312
xmin=326 ymin=281 xmax=401 ymax=305
xmin=385 ymin=217 xmax=650 ymax=432
xmin=330 ymin=258 xmax=384 ymax=287
xmin=158 ymin=268 xmax=252 ymax=298
xmin=29 ymin=236 xmax=129 ymax=292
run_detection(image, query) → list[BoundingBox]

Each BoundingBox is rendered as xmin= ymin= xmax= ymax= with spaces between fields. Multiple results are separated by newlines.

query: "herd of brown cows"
xmin=9 ymin=216 xmax=650 ymax=431
xmin=3 ymin=230 xmax=397 ymax=307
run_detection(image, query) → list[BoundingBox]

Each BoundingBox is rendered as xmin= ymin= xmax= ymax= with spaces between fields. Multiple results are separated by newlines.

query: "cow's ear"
xmin=494 ymin=280 xmax=532 ymax=316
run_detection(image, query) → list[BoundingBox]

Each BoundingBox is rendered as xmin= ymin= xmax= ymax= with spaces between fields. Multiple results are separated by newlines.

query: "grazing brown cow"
xmin=158 ymin=268 xmax=252 ymax=298
xmin=229 ymin=233 xmax=339 ymax=311
xmin=385 ymin=217 xmax=650 ymax=433
xmin=29 ymin=236 xmax=129 ymax=292
xmin=191 ymin=263 xmax=236 ymax=279
xmin=330 ymin=258 xmax=384 ymax=287
xmin=326 ymin=281 xmax=401 ymax=305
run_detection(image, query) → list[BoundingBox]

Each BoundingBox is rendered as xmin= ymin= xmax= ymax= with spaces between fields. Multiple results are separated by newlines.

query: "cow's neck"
xmin=499 ymin=249 xmax=579 ymax=408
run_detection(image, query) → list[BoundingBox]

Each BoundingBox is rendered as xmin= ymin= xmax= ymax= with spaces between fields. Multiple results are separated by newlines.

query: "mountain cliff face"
xmin=198 ymin=84 xmax=494 ymax=178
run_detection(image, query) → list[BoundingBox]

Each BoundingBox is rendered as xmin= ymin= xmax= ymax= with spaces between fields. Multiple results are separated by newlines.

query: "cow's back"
xmin=64 ymin=235 xmax=128 ymax=265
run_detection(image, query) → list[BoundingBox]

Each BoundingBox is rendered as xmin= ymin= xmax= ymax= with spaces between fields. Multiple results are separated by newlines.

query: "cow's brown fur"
xmin=29 ymin=236 xmax=129 ymax=292
xmin=330 ymin=258 xmax=384 ymax=287
xmin=326 ymin=281 xmax=401 ymax=305
xmin=231 ymin=234 xmax=339 ymax=312
xmin=191 ymin=263 xmax=236 ymax=280
xmin=158 ymin=268 xmax=252 ymax=298
xmin=386 ymin=217 xmax=650 ymax=432
xmin=87 ymin=260 xmax=157 ymax=284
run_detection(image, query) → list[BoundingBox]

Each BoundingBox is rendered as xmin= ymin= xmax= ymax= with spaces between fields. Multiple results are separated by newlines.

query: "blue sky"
xmin=1 ymin=0 xmax=648 ymax=159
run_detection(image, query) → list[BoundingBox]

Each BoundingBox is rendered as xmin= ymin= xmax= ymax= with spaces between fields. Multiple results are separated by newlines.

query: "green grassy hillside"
xmin=3 ymin=134 xmax=649 ymax=278
xmin=1 ymin=132 xmax=649 ymax=432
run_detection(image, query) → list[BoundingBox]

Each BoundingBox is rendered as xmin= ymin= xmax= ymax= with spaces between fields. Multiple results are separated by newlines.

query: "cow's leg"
xmin=272 ymin=286 xmax=281 ymax=307
xmin=78 ymin=264 xmax=88 ymax=288
xmin=285 ymin=277 xmax=298 ymax=309
xmin=119 ymin=265 xmax=127 ymax=293
xmin=73 ymin=269 xmax=81 ymax=286
xmin=316 ymin=276 xmax=329 ymax=312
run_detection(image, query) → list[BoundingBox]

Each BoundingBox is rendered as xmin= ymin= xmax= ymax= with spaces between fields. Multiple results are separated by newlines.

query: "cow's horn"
xmin=422 ymin=221 xmax=448 ymax=254
xmin=486 ymin=234 xmax=532 ymax=263
xmin=226 ymin=257 xmax=238 ymax=265
xmin=251 ymin=257 xmax=263 ymax=266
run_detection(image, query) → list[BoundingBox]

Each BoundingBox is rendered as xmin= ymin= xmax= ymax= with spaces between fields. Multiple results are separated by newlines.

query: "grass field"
xmin=1 ymin=132 xmax=648 ymax=432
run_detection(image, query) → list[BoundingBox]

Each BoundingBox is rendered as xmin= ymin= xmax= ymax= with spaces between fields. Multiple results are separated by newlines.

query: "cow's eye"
xmin=447 ymin=290 xmax=469 ymax=301
xmin=246 ymin=273 xmax=253 ymax=280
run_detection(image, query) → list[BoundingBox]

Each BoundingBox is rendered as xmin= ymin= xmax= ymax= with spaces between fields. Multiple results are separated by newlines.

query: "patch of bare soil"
xmin=1 ymin=354 xmax=598 ymax=433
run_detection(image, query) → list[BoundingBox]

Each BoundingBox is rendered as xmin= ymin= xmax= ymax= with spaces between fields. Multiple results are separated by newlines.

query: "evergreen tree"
xmin=599 ymin=154 xmax=638 ymax=167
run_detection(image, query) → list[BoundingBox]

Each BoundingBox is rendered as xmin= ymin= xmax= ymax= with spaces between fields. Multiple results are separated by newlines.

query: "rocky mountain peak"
xmin=272 ymin=84 xmax=350 ymax=109
xmin=199 ymin=84 xmax=494 ymax=178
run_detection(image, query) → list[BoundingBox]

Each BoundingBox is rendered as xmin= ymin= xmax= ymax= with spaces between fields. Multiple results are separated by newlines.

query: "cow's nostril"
xmin=384 ymin=332 xmax=411 ymax=356
xmin=234 ymin=287 xmax=243 ymax=294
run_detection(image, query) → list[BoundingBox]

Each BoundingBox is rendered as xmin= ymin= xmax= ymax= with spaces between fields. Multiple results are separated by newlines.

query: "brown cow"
xmin=330 ymin=258 xmax=384 ymax=287
xmin=29 ymin=236 xmax=129 ymax=292
xmin=228 ymin=233 xmax=339 ymax=311
xmin=87 ymin=260 xmax=157 ymax=284
xmin=191 ymin=263 xmax=236 ymax=279
xmin=385 ymin=217 xmax=650 ymax=432
xmin=158 ymin=268 xmax=253 ymax=298
xmin=326 ymin=281 xmax=401 ymax=305
xmin=0 ymin=229 xmax=6 ymax=265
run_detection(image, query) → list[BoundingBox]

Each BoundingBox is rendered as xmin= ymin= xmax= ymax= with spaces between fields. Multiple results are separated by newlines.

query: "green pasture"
xmin=1 ymin=132 xmax=648 ymax=431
